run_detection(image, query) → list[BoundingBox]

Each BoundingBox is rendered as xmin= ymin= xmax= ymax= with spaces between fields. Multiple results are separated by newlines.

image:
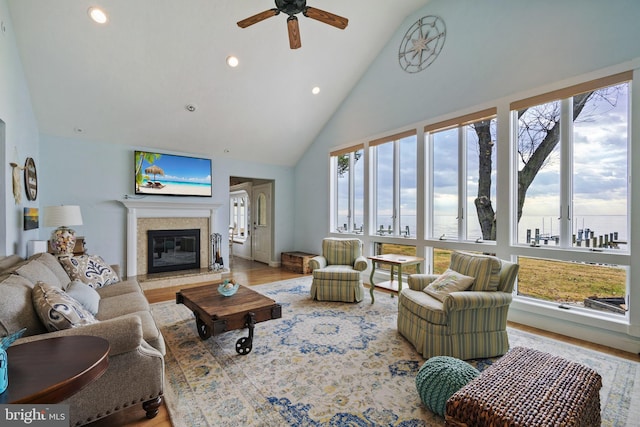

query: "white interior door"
xmin=252 ymin=183 xmax=272 ymax=264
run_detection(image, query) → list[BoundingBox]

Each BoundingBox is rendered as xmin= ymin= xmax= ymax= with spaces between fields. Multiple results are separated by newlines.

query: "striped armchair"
xmin=397 ymin=251 xmax=519 ymax=360
xmin=309 ymin=238 xmax=368 ymax=303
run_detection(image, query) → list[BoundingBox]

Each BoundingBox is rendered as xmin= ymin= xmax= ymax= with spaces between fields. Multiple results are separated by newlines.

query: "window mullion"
xmin=393 ymin=140 xmax=401 ymax=235
xmin=331 ymin=156 xmax=338 ymax=231
xmin=458 ymin=127 xmax=466 ymax=240
xmin=369 ymin=146 xmax=378 ymax=235
xmin=560 ymin=97 xmax=573 ymax=247
xmin=426 ymin=133 xmax=434 ymax=239
xmin=348 ymin=153 xmax=355 ymax=232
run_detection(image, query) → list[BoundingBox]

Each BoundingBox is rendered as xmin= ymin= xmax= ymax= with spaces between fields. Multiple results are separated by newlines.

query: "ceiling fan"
xmin=237 ymin=0 xmax=348 ymax=49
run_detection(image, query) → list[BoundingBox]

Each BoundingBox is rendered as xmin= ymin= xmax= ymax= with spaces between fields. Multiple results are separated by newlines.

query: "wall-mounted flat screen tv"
xmin=135 ymin=151 xmax=212 ymax=197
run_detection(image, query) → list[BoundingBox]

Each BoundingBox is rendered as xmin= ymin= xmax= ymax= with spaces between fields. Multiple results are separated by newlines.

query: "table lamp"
xmin=44 ymin=205 xmax=83 ymax=256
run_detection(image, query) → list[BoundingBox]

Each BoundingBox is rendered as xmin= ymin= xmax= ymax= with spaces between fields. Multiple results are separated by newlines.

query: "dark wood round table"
xmin=0 ymin=335 xmax=109 ymax=404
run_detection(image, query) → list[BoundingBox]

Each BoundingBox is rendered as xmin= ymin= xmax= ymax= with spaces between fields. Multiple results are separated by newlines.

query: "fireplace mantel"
xmin=119 ymin=199 xmax=222 ymax=277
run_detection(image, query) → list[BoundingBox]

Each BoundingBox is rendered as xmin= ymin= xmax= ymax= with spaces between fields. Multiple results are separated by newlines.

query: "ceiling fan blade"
xmin=303 ymin=7 xmax=348 ymax=29
xmin=287 ymin=16 xmax=301 ymax=49
xmin=237 ymin=9 xmax=279 ymax=28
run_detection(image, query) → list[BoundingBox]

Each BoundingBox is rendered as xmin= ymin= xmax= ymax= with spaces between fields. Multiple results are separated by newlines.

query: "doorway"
xmin=229 ymin=177 xmax=274 ymax=265
xmin=252 ymin=182 xmax=272 ymax=264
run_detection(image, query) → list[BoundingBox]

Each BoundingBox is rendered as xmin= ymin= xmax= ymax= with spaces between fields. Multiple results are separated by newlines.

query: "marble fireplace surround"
xmin=119 ymin=200 xmax=222 ymax=279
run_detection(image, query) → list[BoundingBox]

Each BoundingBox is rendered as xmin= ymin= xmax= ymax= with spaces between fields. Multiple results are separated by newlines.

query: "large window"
xmin=511 ymin=72 xmax=632 ymax=315
xmin=513 ymin=72 xmax=630 ymax=250
xmin=331 ymin=145 xmax=364 ymax=234
xmin=326 ymin=71 xmax=633 ymax=324
xmin=426 ymin=108 xmax=497 ymax=242
xmin=370 ymin=131 xmax=417 ymax=237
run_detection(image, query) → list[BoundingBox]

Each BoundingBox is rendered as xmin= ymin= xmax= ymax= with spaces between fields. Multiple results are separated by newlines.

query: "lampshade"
xmin=43 ymin=205 xmax=83 ymax=228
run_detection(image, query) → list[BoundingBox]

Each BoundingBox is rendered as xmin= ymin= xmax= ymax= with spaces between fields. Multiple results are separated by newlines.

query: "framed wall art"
xmin=24 ymin=157 xmax=38 ymax=201
xmin=24 ymin=207 xmax=39 ymax=230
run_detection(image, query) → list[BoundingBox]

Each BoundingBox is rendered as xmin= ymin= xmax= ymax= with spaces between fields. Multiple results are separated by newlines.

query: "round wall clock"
xmin=398 ymin=15 xmax=446 ymax=73
xmin=24 ymin=157 xmax=38 ymax=201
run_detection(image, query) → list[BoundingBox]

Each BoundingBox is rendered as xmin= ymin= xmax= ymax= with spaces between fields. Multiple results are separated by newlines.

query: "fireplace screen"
xmin=147 ymin=229 xmax=200 ymax=274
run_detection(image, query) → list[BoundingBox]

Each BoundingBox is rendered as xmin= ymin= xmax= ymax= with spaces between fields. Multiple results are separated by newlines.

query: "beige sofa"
xmin=0 ymin=252 xmax=164 ymax=426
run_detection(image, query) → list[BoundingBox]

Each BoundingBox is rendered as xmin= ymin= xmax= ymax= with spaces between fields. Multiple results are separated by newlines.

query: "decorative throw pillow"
xmin=58 ymin=255 xmax=120 ymax=289
xmin=424 ymin=269 xmax=475 ymax=302
xmin=65 ymin=280 xmax=101 ymax=315
xmin=32 ymin=281 xmax=98 ymax=332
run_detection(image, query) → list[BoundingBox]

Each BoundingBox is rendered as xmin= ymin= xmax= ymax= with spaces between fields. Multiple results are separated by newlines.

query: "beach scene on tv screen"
xmin=135 ymin=151 xmax=212 ymax=196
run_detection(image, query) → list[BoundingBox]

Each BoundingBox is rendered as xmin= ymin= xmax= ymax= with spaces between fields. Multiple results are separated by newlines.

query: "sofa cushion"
xmin=450 ymin=252 xmax=501 ymax=292
xmin=96 ymin=292 xmax=150 ymax=319
xmin=95 ymin=279 xmax=142 ymax=298
xmin=0 ymin=255 xmax=24 ymax=273
xmin=13 ymin=259 xmax=66 ymax=289
xmin=58 ymin=255 xmax=120 ymax=288
xmin=0 ymin=274 xmax=47 ymax=337
xmin=65 ymin=280 xmax=101 ymax=315
xmin=30 ymin=253 xmax=72 ymax=286
xmin=32 ymin=281 xmax=98 ymax=331
xmin=424 ymin=269 xmax=475 ymax=302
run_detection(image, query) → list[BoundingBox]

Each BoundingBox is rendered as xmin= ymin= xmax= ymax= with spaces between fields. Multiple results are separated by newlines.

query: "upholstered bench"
xmin=445 ymin=346 xmax=602 ymax=426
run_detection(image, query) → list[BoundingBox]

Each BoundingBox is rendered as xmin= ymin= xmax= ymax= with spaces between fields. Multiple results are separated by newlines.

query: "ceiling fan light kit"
xmin=87 ymin=7 xmax=108 ymax=24
xmin=237 ymin=0 xmax=348 ymax=49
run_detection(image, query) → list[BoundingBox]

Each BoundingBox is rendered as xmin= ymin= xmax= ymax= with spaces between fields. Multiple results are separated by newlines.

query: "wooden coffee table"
xmin=176 ymin=284 xmax=282 ymax=355
xmin=1 ymin=335 xmax=109 ymax=404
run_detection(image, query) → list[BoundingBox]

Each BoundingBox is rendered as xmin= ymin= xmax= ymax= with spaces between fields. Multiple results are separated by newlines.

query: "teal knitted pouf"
xmin=415 ymin=356 xmax=480 ymax=417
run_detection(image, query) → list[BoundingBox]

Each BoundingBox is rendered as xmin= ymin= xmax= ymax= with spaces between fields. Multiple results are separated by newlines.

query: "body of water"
xmin=368 ymin=215 xmax=627 ymax=249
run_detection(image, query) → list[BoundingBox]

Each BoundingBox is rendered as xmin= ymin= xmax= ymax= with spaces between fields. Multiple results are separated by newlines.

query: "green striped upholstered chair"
xmin=397 ymin=251 xmax=519 ymax=360
xmin=309 ymin=238 xmax=368 ymax=303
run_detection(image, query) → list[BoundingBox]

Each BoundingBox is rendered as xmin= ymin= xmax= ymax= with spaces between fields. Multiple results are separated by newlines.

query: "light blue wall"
xmin=295 ymin=0 xmax=640 ymax=252
xmin=0 ymin=0 xmax=40 ymax=256
xmin=38 ymin=134 xmax=295 ymax=274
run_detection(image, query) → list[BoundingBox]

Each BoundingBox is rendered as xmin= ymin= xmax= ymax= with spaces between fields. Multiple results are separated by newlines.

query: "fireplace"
xmin=119 ymin=199 xmax=222 ymax=278
xmin=147 ymin=229 xmax=200 ymax=274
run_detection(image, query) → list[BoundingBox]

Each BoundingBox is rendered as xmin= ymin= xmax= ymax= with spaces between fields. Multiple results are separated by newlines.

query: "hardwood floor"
xmin=89 ymin=257 xmax=639 ymax=427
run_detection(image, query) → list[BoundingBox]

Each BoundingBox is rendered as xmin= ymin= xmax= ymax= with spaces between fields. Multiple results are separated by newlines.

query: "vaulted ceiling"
xmin=8 ymin=0 xmax=429 ymax=166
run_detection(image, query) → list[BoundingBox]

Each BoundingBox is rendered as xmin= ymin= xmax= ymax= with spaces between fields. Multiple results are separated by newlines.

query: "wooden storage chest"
xmin=281 ymin=252 xmax=317 ymax=274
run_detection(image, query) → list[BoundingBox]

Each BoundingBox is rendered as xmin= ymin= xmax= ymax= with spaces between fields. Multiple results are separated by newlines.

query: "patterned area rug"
xmin=150 ymin=277 xmax=639 ymax=426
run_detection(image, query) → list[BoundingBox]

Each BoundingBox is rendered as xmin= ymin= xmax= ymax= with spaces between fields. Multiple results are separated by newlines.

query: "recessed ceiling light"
xmin=226 ymin=56 xmax=239 ymax=68
xmin=88 ymin=7 xmax=108 ymax=24
xmin=312 ymin=86 xmax=321 ymax=95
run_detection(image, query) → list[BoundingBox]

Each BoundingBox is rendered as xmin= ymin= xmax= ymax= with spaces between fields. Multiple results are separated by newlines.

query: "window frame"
xmin=369 ymin=130 xmax=418 ymax=238
xmin=229 ymin=189 xmax=249 ymax=242
xmin=510 ymin=72 xmax=632 ymax=253
xmin=330 ymin=144 xmax=364 ymax=234
xmin=425 ymin=108 xmax=498 ymax=243
xmin=508 ymin=71 xmax=632 ymax=321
